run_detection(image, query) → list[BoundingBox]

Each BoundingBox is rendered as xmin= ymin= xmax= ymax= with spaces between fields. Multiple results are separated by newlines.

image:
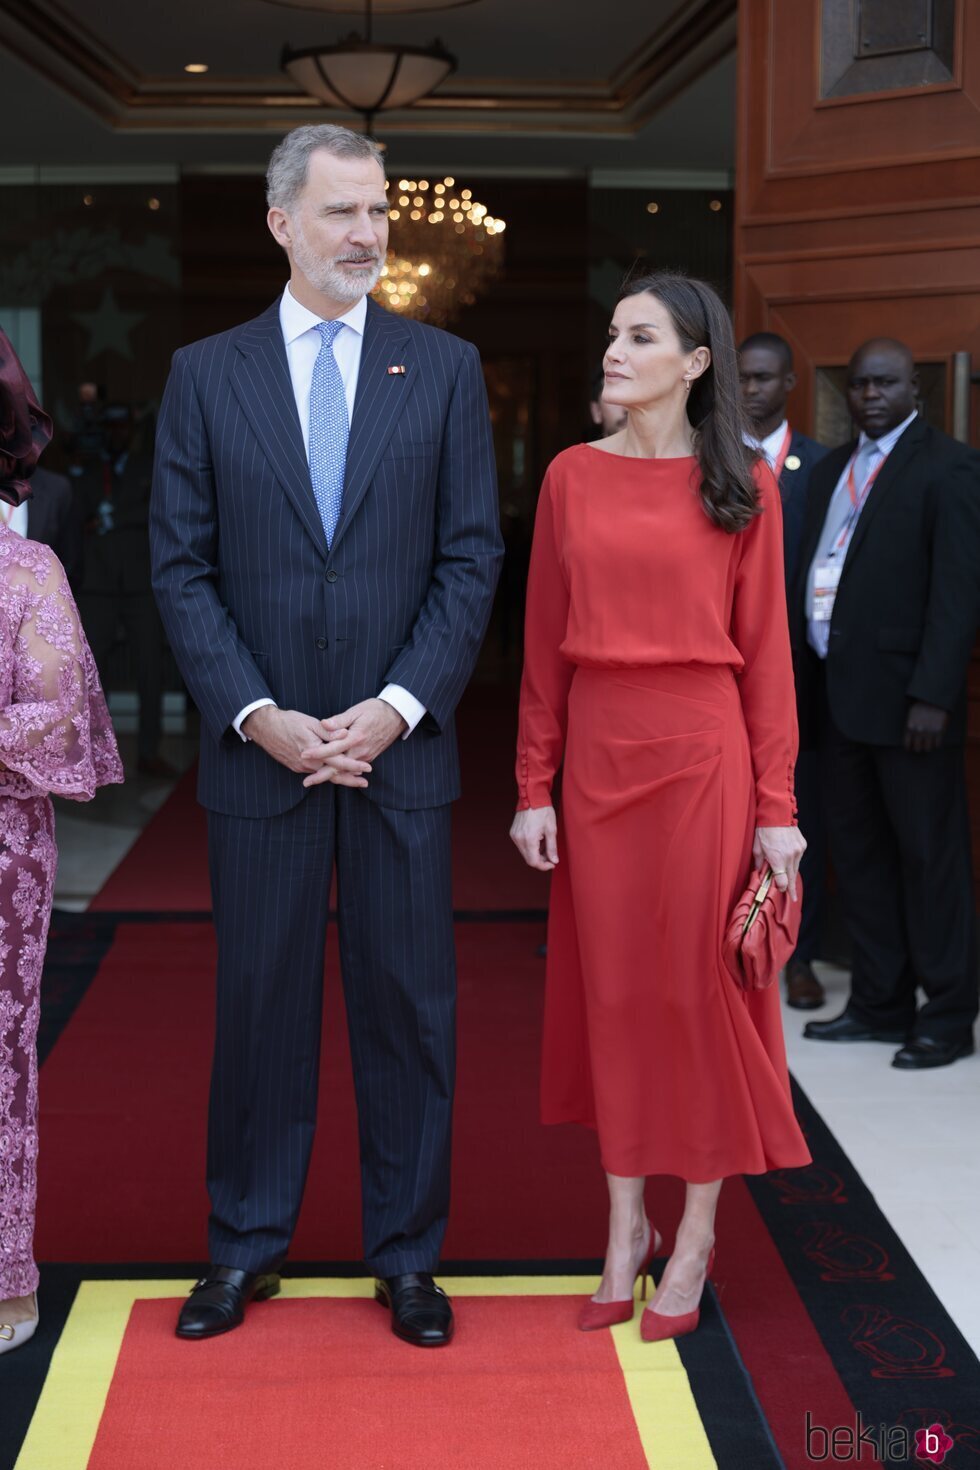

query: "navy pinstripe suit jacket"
xmin=150 ymin=296 xmax=502 ymax=818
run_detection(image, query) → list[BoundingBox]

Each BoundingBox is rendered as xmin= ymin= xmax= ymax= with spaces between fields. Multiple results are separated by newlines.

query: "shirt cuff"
xmin=378 ymin=684 xmax=426 ymax=740
xmin=233 ymin=698 xmax=277 ymax=741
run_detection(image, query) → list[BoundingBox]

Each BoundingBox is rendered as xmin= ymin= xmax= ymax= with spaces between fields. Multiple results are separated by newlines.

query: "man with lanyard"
xmin=740 ymin=332 xmax=829 ymax=1009
xmin=790 ymin=338 xmax=980 ymax=1070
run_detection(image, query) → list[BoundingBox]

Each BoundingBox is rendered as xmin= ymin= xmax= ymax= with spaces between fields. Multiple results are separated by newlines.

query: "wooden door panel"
xmin=740 ymin=0 xmax=979 ymax=212
xmin=735 ymin=0 xmax=980 ymax=896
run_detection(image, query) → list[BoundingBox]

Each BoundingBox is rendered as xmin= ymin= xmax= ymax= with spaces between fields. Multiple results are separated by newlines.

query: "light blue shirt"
xmin=280 ymin=283 xmax=365 ymax=453
xmin=806 ymin=410 xmax=918 ymax=659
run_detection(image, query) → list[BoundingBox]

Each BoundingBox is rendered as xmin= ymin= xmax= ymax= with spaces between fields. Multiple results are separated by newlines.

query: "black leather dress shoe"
xmin=375 ymin=1273 xmax=454 ymax=1347
xmin=175 ymin=1266 xmax=281 ymax=1340
xmin=892 ymin=1035 xmax=975 ymax=1070
xmin=803 ymin=1011 xmax=907 ymax=1043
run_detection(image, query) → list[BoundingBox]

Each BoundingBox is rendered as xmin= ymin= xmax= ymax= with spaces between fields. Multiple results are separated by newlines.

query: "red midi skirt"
xmin=541 ymin=663 xmax=812 ymax=1181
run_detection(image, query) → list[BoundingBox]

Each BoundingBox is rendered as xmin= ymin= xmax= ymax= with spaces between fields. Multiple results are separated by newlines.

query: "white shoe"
xmin=0 ymin=1293 xmax=38 ymax=1355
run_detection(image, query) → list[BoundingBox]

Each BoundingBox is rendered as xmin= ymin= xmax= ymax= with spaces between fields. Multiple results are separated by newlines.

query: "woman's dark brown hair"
xmin=616 ymin=271 xmax=759 ymax=533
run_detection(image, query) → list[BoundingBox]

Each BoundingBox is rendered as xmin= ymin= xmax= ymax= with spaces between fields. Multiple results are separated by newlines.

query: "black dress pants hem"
xmin=826 ymin=696 xmax=978 ymax=1041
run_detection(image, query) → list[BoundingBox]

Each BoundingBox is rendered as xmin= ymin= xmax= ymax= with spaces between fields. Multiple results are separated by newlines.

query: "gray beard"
xmin=291 ymin=230 xmax=382 ymax=304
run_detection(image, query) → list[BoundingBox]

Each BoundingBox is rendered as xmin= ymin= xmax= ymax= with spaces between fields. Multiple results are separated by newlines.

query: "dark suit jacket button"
xmin=326 ymin=569 xmax=338 ymax=583
xmin=315 ymin=637 xmax=327 ymax=649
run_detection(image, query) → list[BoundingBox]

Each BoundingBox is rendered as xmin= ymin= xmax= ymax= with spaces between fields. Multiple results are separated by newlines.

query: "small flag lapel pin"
xmin=387 ymin=364 xmax=406 ymax=375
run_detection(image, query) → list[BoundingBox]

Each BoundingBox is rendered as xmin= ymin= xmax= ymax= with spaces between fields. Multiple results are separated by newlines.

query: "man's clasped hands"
xmin=241 ymin=700 xmax=407 ymax=788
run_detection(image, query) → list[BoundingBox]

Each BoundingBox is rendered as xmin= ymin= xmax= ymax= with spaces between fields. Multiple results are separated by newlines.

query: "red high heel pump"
xmin=640 ymin=1246 xmax=715 ymax=1343
xmin=578 ymin=1222 xmax=663 ymax=1332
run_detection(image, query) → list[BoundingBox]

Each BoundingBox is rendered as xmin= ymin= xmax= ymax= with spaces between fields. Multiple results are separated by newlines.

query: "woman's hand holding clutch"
xmin=510 ymin=806 xmax=559 ymax=871
xmin=752 ymin=826 xmax=806 ymax=900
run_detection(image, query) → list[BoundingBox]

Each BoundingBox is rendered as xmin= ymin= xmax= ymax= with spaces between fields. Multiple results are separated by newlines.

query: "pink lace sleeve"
xmin=0 ymin=537 xmax=124 ymax=800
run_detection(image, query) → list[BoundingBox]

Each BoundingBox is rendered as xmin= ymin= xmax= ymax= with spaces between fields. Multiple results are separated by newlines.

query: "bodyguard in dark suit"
xmin=790 ymin=338 xmax=980 ymax=1069
xmin=151 ymin=124 xmax=502 ymax=1345
xmin=739 ymin=332 xmax=829 ymax=1009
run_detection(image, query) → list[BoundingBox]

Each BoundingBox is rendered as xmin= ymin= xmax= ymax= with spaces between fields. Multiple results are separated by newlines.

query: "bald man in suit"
xmin=790 ymin=338 xmax=980 ymax=1070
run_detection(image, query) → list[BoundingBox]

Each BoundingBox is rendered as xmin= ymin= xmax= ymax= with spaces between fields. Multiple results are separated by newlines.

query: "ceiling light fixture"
xmin=184 ymin=62 xmax=209 ymax=73
xmin=280 ymin=0 xmax=456 ymax=135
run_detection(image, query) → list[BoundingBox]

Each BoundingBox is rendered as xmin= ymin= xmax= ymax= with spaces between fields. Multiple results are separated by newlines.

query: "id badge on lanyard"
xmin=813 ymin=448 xmax=885 ymax=624
xmin=811 ymin=559 xmax=842 ymax=622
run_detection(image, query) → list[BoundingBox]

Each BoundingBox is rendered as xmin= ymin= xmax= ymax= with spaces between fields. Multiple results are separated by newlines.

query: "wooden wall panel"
xmin=734 ymin=0 xmax=980 ymax=896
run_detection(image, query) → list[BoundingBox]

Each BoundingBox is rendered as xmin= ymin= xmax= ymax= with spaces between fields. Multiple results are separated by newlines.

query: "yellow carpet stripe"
xmin=15 ymin=1279 xmax=192 ymax=1470
xmin=613 ymin=1319 xmax=718 ymax=1468
xmin=16 ymin=1276 xmax=716 ymax=1470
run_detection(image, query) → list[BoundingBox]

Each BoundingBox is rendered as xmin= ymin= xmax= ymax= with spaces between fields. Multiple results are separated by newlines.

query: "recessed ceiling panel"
xmin=259 ymin=1 xmax=479 ymax=12
xmin=47 ymin=0 xmax=685 ymax=82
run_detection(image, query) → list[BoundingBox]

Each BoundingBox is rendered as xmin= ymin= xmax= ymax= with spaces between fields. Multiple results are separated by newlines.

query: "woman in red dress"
xmin=511 ymin=273 xmax=810 ymax=1341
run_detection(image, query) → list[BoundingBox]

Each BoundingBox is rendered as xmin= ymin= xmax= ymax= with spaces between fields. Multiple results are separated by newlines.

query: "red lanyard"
xmin=832 ymin=449 xmax=886 ymax=554
xmin=846 ymin=449 xmax=884 ymax=507
xmin=772 ymin=423 xmax=794 ymax=480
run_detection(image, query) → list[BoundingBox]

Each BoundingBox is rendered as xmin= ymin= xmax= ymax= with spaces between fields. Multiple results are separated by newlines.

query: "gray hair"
xmin=266 ymin=124 xmax=385 ymax=212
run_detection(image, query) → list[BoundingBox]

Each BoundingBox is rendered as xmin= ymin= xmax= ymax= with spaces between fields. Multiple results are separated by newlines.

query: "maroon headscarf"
xmin=0 ymin=326 xmax=53 ymax=507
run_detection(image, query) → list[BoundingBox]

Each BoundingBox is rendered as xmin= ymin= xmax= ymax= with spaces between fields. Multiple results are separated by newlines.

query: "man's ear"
xmin=267 ymin=207 xmax=292 ymax=251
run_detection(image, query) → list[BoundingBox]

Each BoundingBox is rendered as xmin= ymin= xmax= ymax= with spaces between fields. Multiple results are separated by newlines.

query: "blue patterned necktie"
xmin=308 ymin=319 xmax=349 ymax=548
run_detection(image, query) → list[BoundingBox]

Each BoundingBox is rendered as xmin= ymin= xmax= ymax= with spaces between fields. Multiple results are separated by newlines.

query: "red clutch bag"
xmin=723 ymin=866 xmax=802 ymax=991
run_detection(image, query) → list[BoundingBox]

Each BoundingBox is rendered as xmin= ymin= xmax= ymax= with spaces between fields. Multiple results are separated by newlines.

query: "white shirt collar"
xmin=858 ymin=409 xmax=917 ymax=458
xmin=279 ymin=282 xmax=368 ymax=346
xmin=744 ymin=418 xmax=789 ymax=469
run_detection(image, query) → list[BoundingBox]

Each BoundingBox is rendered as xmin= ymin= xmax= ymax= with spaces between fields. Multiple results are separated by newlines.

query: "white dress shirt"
xmin=743 ymin=418 xmax=789 ymax=472
xmin=806 ymin=409 xmax=918 ymax=658
xmin=1 ymin=502 xmax=29 ymax=538
xmin=234 ymin=283 xmax=426 ymax=741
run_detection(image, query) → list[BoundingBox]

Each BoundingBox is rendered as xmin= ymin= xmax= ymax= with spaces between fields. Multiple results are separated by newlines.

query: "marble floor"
xmin=782 ymin=965 xmax=980 ymax=1353
xmin=51 ymin=730 xmax=980 ymax=1353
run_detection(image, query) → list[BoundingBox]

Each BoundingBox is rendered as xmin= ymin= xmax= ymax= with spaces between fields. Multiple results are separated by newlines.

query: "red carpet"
xmin=28 ymin=948 xmax=980 ymax=1470
xmin=34 ymin=911 xmax=861 ymax=1470
xmin=92 ymin=685 xmax=551 ymax=913
xmin=86 ymin=1295 xmax=650 ymax=1470
xmin=37 ymin=918 xmax=616 ymax=1263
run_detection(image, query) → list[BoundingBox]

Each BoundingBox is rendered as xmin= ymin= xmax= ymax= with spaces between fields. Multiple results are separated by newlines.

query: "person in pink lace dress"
xmin=0 ymin=328 xmax=123 ymax=1353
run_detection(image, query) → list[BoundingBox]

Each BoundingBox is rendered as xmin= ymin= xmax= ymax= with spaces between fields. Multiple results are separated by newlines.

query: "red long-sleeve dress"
xmin=516 ymin=444 xmax=811 ymax=1180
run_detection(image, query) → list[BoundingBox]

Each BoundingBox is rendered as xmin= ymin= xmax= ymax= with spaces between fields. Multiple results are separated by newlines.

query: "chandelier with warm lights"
xmin=374 ymin=175 xmax=505 ymax=326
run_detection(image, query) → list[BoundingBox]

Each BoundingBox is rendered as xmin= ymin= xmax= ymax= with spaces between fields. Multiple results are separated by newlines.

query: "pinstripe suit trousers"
xmin=206 ymin=787 xmax=456 ymax=1276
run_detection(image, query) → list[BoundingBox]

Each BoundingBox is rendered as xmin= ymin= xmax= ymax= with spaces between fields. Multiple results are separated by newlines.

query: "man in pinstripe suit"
xmin=151 ymin=124 xmax=502 ymax=1347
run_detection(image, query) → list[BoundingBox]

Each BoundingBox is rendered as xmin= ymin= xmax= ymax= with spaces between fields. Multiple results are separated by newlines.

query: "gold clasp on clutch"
xmin=741 ymin=866 xmax=774 ymax=941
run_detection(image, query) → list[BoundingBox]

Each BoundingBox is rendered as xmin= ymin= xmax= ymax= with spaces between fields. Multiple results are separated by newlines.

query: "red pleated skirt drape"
xmin=541 ymin=662 xmax=811 ymax=1181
